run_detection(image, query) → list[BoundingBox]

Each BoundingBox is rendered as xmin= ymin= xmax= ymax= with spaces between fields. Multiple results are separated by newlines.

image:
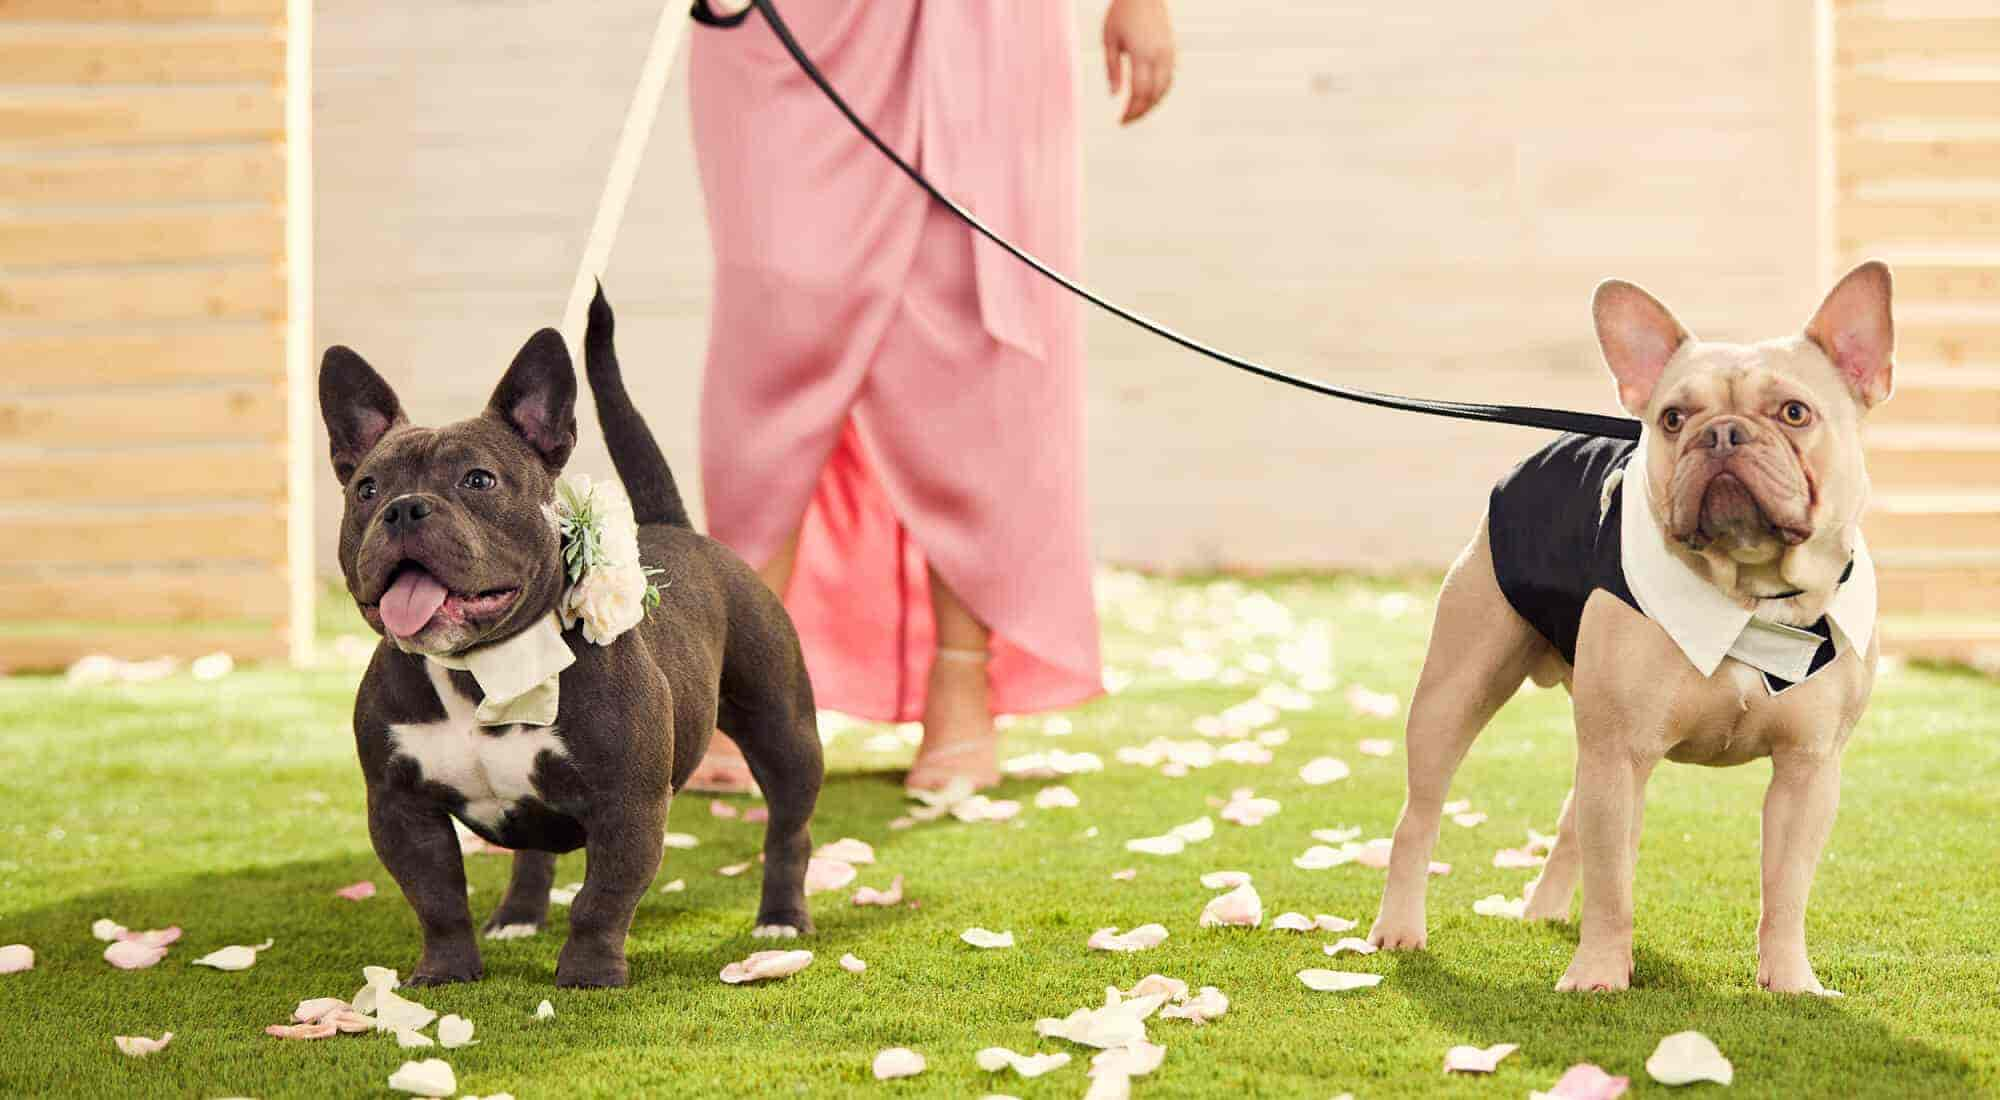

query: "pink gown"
xmin=689 ymin=1 xmax=1102 ymax=722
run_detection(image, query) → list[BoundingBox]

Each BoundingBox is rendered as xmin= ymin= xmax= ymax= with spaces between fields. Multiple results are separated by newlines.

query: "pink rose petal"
xmin=804 ymin=857 xmax=857 ymax=895
xmin=709 ymin=799 xmax=739 ymax=819
xmin=1452 ymin=811 xmax=1488 ymax=828
xmin=1430 ymin=861 xmax=1452 ymax=875
xmin=1358 ymin=738 xmax=1395 ymax=757
xmin=1218 ymin=793 xmax=1281 ymax=827
xmin=1495 ymin=847 xmax=1547 ymax=870
xmin=815 ymin=838 xmax=875 ymax=864
xmin=328 ymin=1009 xmax=376 ymax=1034
xmin=1198 ymin=882 xmax=1263 ymax=928
xmin=0 ymin=945 xmax=32 ymax=973
xmin=293 ymin=997 xmax=349 ymax=1023
xmin=1344 ymin=685 xmax=1399 ymax=718
xmin=104 ymin=940 xmax=168 ymax=969
xmin=1442 ymin=799 xmax=1472 ymax=815
xmin=1535 ymin=1063 xmax=1631 ymax=1100
xmin=720 ymin=949 xmax=813 ymax=984
xmin=113 ymin=1032 xmax=172 ymax=1057
xmin=1088 ymin=924 xmax=1169 ymax=952
xmin=335 ymin=881 xmax=377 ymax=901
xmin=950 ymin=795 xmax=1022 ymax=823
xmin=266 ymin=1021 xmax=339 ymax=1040
xmin=872 ymin=1047 xmax=926 ymax=1080
xmin=118 ymin=926 xmax=182 ymax=947
xmin=742 ymin=806 xmax=770 ymax=823
xmin=1110 ymin=868 xmax=1137 ymax=881
xmin=1159 ymin=984 xmax=1229 ymax=1023
xmin=1271 ymin=912 xmax=1315 ymax=932
xmin=1444 ymin=1042 xmax=1519 ymax=1074
xmin=1299 ymin=757 xmax=1350 ymax=785
xmin=1200 ymin=870 xmax=1251 ymax=889
xmin=851 ymin=875 xmax=905 ymax=907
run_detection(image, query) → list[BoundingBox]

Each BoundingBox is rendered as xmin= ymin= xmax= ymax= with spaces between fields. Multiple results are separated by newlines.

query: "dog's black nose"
xmin=382 ymin=496 xmax=433 ymax=530
xmin=1700 ymin=419 xmax=1749 ymax=454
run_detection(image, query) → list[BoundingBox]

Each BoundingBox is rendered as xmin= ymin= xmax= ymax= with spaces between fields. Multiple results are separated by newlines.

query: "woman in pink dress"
xmin=687 ymin=0 xmax=1177 ymax=791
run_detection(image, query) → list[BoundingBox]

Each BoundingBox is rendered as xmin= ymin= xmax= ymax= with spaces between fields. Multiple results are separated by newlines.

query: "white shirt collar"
xmin=423 ymin=612 xmax=575 ymax=726
xmin=1618 ymin=439 xmax=1876 ymax=685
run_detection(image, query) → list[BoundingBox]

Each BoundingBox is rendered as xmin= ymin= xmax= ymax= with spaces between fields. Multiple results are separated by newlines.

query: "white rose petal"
xmin=534 ymin=999 xmax=555 ymax=1020
xmin=1298 ymin=969 xmax=1384 ymax=992
xmin=1088 ymin=924 xmax=1169 ymax=952
xmin=961 ymin=927 xmax=1015 ymax=949
xmin=1119 ymin=974 xmax=1188 ymax=1002
xmin=720 ymin=949 xmax=813 ymax=984
xmin=660 ymin=879 xmax=685 ymax=893
xmin=0 ymin=945 xmax=33 ymax=973
xmin=1473 ymin=894 xmax=1528 ymax=920
xmin=839 ymin=953 xmax=867 ymax=973
xmin=1091 ymin=1041 xmax=1165 ymax=1078
xmin=1035 ymin=785 xmax=1081 ymax=809
xmin=662 ymin=832 xmax=700 ymax=849
xmin=113 ymin=1032 xmax=172 ymax=1057
xmin=394 ymin=1028 xmax=434 ymax=1049
xmin=1200 ymin=870 xmax=1251 ymax=889
xmin=1198 ymin=882 xmax=1263 ymax=928
xmin=872 ymin=1047 xmax=926 ymax=1080
xmin=1219 ymin=794 xmax=1281 ymax=827
xmin=1312 ymin=826 xmax=1363 ymax=844
xmin=1159 ymin=985 xmax=1229 ymax=1023
xmin=1270 ymin=912 xmax=1315 ymax=932
xmin=1299 ymin=757 xmax=1351 ymax=785
xmin=1452 ymin=811 xmax=1488 ymax=828
xmin=438 ymin=1014 xmax=476 ymax=1049
xmin=718 ymin=862 xmax=751 ymax=877
xmin=851 ymin=875 xmax=905 ymax=907
xmin=548 ymin=882 xmax=582 ymax=906
xmin=91 ymin=918 xmax=127 ymax=942
xmin=814 ymin=838 xmax=875 ymax=864
xmin=1647 ymin=1031 xmax=1733 ymax=1086
xmin=387 ymin=1057 xmax=456 ymax=1097
xmin=975 ymin=1047 xmax=1073 ymax=1078
xmin=1324 ymin=937 xmax=1378 ymax=956
xmin=1125 ymin=834 xmax=1185 ymax=856
xmin=1170 ymin=816 xmax=1214 ymax=843
xmin=192 ymin=938 xmax=274 ymax=972
xmin=1444 ymin=1042 xmax=1519 ymax=1074
xmin=1358 ymin=738 xmax=1395 ymax=757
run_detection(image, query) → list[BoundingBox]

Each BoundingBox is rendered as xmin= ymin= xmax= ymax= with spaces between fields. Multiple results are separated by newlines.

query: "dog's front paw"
xmin=1367 ymin=902 xmax=1428 ymax=951
xmin=555 ymin=940 xmax=629 ymax=989
xmin=407 ymin=950 xmax=484 ymax=987
xmin=1555 ymin=948 xmax=1632 ymax=992
xmin=753 ymin=908 xmax=813 ymax=938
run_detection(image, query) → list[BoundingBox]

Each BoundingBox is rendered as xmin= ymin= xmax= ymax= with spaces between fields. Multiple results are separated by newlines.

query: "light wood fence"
xmin=1834 ymin=1 xmax=2000 ymax=663
xmin=0 ymin=0 xmax=311 ymax=672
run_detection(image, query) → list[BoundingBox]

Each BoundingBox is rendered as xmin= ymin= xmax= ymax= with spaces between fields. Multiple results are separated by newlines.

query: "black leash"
xmin=710 ymin=0 xmax=1642 ymax=441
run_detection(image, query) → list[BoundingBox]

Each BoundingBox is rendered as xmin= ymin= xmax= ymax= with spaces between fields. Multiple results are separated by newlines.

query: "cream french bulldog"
xmin=1367 ymin=262 xmax=1894 ymax=994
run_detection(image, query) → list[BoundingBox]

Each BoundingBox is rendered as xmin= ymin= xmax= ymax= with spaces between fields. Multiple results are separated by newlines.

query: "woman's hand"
xmin=1102 ymin=0 xmax=1176 ymax=125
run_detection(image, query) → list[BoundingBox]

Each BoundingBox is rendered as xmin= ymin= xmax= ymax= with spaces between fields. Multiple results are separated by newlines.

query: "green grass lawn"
xmin=1 ymin=572 xmax=1996 ymax=1098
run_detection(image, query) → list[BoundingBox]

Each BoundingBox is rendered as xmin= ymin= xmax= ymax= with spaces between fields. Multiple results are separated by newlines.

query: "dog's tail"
xmin=584 ymin=282 xmax=693 ymax=529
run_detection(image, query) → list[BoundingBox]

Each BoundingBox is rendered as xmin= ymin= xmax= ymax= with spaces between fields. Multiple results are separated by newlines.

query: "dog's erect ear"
xmin=1593 ymin=280 xmax=1692 ymax=417
xmin=319 ymin=346 xmax=407 ymax=485
xmin=1806 ymin=260 xmax=1895 ymax=410
xmin=487 ymin=328 xmax=577 ymax=470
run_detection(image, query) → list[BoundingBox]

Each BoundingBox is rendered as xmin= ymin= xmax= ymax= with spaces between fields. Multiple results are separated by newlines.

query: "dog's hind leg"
xmin=1369 ymin=520 xmax=1551 ymax=951
xmin=482 ymin=849 xmax=557 ymax=940
xmin=1524 ymin=785 xmax=1581 ymax=921
xmin=725 ymin=685 xmax=823 ymax=938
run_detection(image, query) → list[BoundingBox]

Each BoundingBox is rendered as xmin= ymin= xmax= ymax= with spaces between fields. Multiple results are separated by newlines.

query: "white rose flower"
xmin=563 ymin=561 xmax=648 ymax=645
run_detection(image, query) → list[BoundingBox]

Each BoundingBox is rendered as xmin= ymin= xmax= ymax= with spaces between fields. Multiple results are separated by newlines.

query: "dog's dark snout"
xmin=382 ymin=495 xmax=433 ymax=530
xmin=1699 ymin=418 xmax=1750 ymax=454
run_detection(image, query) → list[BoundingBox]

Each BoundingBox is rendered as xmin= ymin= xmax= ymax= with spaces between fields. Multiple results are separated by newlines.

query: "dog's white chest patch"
xmin=389 ymin=663 xmax=568 ymax=828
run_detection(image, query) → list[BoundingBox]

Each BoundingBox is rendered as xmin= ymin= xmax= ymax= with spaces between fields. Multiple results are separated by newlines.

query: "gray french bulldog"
xmin=318 ymin=286 xmax=822 ymax=988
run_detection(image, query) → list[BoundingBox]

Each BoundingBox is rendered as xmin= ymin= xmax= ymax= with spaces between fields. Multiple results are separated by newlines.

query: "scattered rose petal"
xmin=1293 ymin=845 xmax=1353 ymax=871
xmin=1354 ymin=839 xmax=1393 ymax=869
xmin=336 ymin=880 xmax=377 ymax=901
xmin=851 ymin=875 xmax=905 ymax=907
xmin=534 ymin=999 xmax=555 ymax=1020
xmin=718 ymin=862 xmax=751 ymax=877
xmin=1159 ymin=985 xmax=1229 ymax=1023
xmin=1256 ymin=728 xmax=1291 ymax=746
xmin=0 ymin=945 xmax=32 ymax=973
xmin=1324 ymin=937 xmax=1378 ymax=956
xmin=191 ymin=651 xmax=234 ymax=680
xmin=661 ymin=879 xmax=685 ymax=893
xmin=976 ymin=1047 xmax=1073 ymax=1078
xmin=104 ymin=940 xmax=168 ymax=969
xmin=1431 ymin=861 xmax=1452 ymax=875
xmin=1218 ymin=792 xmax=1281 ymax=826
xmin=1004 ymin=750 xmax=1104 ymax=778
xmin=710 ymin=799 xmax=739 ymax=819
xmin=549 ymin=882 xmax=582 ymax=905
xmin=1312 ymin=826 xmax=1362 ymax=844
xmin=1170 ymin=816 xmax=1214 ymax=843
xmin=662 ymin=832 xmax=699 ymax=849
xmin=1526 ymin=827 xmax=1558 ymax=853
xmin=1473 ymin=894 xmax=1528 ymax=920
xmin=1495 ymin=847 xmax=1547 ymax=870
xmin=1216 ymin=741 xmax=1273 ymax=765
xmin=1358 ymin=738 xmax=1394 ymax=757
xmin=1199 ymin=881 xmax=1263 ymax=928
xmin=743 ymin=806 xmax=770 ymax=823
xmin=839 ymin=953 xmax=866 ymax=973
xmin=1088 ymin=924 xmax=1169 ymax=952
xmin=1085 ymin=1071 xmax=1133 ymax=1100
xmin=328 ymin=1009 xmax=375 ymax=1033
xmin=1298 ymin=969 xmax=1383 ymax=992
xmin=1444 ymin=1043 xmax=1519 ymax=1074
xmin=804 ymin=858 xmax=857 ymax=894
xmin=1344 ymin=685 xmax=1399 ymax=718
xmin=373 ymin=989 xmax=437 ymax=1033
xmin=1442 ymin=799 xmax=1472 ymax=815
xmin=1034 ymin=785 xmax=1080 ymax=809
xmin=1120 ymin=974 xmax=1188 ymax=1001
xmin=1110 ymin=868 xmax=1137 ymax=881
xmin=873 ymin=1047 xmax=926 ymax=1080
xmin=720 ymin=949 xmax=813 ymax=984
xmin=293 ymin=997 xmax=348 ymax=1023
xmin=438 ymin=1014 xmax=476 ymax=1049
xmin=1299 ymin=757 xmax=1350 ymax=785
xmin=395 ymin=1027 xmax=435 ymax=1049
xmin=1452 ymin=811 xmax=1488 ymax=828
xmin=1200 ymin=870 xmax=1251 ymax=889
xmin=1533 ymin=1063 xmax=1631 ymax=1100
xmin=815 ymin=837 xmax=875 ymax=864
xmin=113 ymin=1032 xmax=172 ymax=1057
xmin=265 ymin=1021 xmax=338 ymax=1040
xmin=1125 ymin=833 xmax=1185 ymax=856
xmin=1036 ymin=1004 xmax=1151 ymax=1049
xmin=951 ymin=795 xmax=1023 ymax=823
xmin=1647 ymin=1031 xmax=1733 ymax=1086
xmin=1316 ymin=914 xmax=1359 ymax=932
xmin=387 ymin=1057 xmax=457 ymax=1097
xmin=1272 ymin=912 xmax=1315 ymax=932
xmin=92 ymin=918 xmax=126 ymax=942
xmin=191 ymin=938 xmax=273 ymax=972
xmin=961 ymin=927 xmax=1015 ymax=949
xmin=352 ymin=966 xmax=398 ymax=1013
xmin=1092 ymin=1041 xmax=1166 ymax=1078
xmin=120 ymin=926 xmax=182 ymax=947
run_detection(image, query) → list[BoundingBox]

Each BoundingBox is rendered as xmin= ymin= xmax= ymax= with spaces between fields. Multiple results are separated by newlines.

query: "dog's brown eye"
xmin=1660 ymin=409 xmax=1685 ymax=434
xmin=460 ymin=469 xmax=497 ymax=491
xmin=1780 ymin=400 xmax=1812 ymax=427
xmin=356 ymin=477 xmax=377 ymax=501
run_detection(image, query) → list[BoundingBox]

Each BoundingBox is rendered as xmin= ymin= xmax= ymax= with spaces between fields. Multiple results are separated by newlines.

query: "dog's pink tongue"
xmin=380 ymin=569 xmax=448 ymax=638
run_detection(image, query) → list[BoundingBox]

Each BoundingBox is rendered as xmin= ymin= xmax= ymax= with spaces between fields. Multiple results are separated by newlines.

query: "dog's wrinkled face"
xmin=318 ymin=329 xmax=578 ymax=656
xmin=1595 ymin=262 xmax=1895 ymax=603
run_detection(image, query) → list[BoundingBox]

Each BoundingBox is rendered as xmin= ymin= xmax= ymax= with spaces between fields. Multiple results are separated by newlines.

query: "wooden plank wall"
xmin=1834 ymin=0 xmax=2000 ymax=660
xmin=0 ymin=0 xmax=310 ymax=672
